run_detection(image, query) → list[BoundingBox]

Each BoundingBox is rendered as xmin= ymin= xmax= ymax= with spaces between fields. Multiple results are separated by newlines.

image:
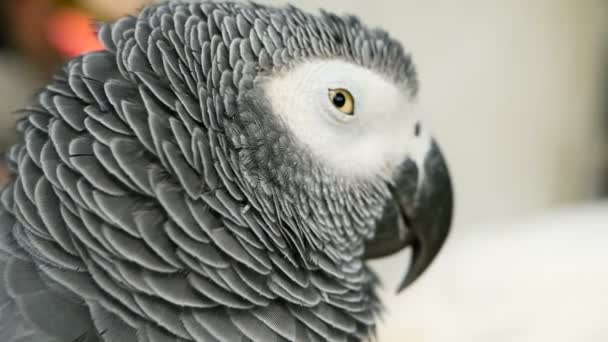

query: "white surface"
xmin=371 ymin=201 xmax=608 ymax=341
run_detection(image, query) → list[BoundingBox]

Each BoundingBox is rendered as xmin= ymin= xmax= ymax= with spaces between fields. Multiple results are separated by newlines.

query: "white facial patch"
xmin=263 ymin=59 xmax=432 ymax=182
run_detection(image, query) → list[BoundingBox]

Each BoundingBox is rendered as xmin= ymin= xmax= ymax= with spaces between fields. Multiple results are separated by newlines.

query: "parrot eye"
xmin=329 ymin=88 xmax=355 ymax=115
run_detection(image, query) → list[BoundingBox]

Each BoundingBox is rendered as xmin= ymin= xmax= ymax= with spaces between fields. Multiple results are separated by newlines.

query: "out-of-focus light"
xmin=79 ymin=0 xmax=150 ymax=20
xmin=46 ymin=7 xmax=103 ymax=58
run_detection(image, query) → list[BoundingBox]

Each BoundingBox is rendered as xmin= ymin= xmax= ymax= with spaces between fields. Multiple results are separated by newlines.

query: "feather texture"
xmin=0 ymin=1 xmax=418 ymax=340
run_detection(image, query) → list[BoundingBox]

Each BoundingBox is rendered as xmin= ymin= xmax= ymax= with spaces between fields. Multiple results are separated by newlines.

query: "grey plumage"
xmin=0 ymin=1 xmax=451 ymax=341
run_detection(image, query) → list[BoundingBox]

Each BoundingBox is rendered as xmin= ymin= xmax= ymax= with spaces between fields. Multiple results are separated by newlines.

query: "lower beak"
xmin=364 ymin=140 xmax=453 ymax=292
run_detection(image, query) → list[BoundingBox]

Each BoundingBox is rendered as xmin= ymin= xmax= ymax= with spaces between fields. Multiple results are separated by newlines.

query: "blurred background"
xmin=0 ymin=0 xmax=607 ymax=341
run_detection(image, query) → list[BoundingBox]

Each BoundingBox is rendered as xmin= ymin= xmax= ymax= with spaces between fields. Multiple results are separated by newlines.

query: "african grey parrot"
xmin=0 ymin=1 xmax=452 ymax=341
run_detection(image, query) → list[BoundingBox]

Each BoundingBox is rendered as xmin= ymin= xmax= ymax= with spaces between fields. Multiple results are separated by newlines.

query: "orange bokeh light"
xmin=46 ymin=7 xmax=104 ymax=58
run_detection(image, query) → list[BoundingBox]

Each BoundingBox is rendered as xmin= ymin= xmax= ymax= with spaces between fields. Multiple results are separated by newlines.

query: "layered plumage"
xmin=0 ymin=1 xmax=451 ymax=341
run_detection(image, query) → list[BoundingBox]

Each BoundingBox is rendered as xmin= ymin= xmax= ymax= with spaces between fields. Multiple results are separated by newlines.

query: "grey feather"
xmin=0 ymin=0 xmax=417 ymax=340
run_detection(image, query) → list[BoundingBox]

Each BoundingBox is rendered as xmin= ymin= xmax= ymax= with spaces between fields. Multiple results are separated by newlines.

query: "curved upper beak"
xmin=364 ymin=140 xmax=453 ymax=292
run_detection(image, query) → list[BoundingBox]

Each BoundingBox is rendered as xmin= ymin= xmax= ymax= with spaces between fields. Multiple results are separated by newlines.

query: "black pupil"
xmin=333 ymin=92 xmax=346 ymax=108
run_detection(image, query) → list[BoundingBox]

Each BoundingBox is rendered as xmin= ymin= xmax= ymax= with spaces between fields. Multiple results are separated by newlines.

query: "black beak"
xmin=364 ymin=140 xmax=453 ymax=292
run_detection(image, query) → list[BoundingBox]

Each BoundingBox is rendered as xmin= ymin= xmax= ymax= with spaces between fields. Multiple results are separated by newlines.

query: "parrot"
xmin=0 ymin=1 xmax=453 ymax=341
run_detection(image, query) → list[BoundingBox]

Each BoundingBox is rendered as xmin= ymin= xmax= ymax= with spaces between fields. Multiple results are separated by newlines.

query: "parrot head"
xmin=221 ymin=5 xmax=453 ymax=292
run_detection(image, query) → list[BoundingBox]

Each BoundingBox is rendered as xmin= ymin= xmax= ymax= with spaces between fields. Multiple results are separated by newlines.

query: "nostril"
xmin=414 ymin=122 xmax=421 ymax=137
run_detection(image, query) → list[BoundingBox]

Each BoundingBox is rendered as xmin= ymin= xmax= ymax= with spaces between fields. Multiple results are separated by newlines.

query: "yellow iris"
xmin=328 ymin=88 xmax=355 ymax=115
